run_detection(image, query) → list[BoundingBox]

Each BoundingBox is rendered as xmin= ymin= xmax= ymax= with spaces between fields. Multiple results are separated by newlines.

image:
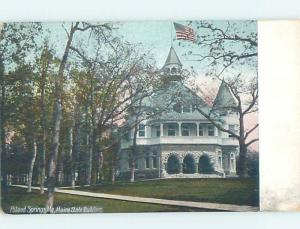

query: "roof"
xmin=212 ymin=80 xmax=238 ymax=112
xmin=162 ymin=46 xmax=182 ymax=68
xmin=147 ymin=81 xmax=211 ymax=121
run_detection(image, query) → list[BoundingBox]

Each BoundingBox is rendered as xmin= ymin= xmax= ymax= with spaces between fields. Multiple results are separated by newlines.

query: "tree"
xmin=69 ymin=32 xmax=161 ymax=185
xmin=0 ymin=23 xmax=41 ymax=190
xmin=4 ymin=64 xmax=40 ymax=192
xmin=46 ymin=22 xmax=113 ymax=211
xmin=184 ymin=21 xmax=258 ymax=177
xmin=35 ymin=41 xmax=57 ymax=194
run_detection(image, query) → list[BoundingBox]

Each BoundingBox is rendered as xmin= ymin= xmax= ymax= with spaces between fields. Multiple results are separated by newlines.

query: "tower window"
xmin=181 ymin=124 xmax=190 ymax=136
xmin=167 ymin=124 xmax=177 ymax=136
xmin=199 ymin=124 xmax=204 ymax=136
xmin=228 ymin=124 xmax=236 ymax=137
xmin=155 ymin=126 xmax=160 ymax=137
xmin=138 ymin=124 xmax=145 ymax=137
xmin=171 ymin=67 xmax=177 ymax=74
xmin=208 ymin=125 xmax=215 ymax=136
xmin=151 ymin=125 xmax=160 ymax=137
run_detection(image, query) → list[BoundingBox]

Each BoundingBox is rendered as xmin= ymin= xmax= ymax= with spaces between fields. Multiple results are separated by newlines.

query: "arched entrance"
xmin=183 ymin=155 xmax=195 ymax=174
xmin=198 ymin=155 xmax=213 ymax=174
xmin=167 ymin=155 xmax=180 ymax=174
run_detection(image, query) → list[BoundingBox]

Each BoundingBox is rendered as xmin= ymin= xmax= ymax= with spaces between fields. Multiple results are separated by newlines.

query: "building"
xmin=118 ymin=47 xmax=239 ymax=179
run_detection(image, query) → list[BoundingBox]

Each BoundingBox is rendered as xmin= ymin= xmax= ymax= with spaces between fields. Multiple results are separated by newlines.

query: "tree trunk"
xmin=86 ymin=134 xmax=92 ymax=185
xmin=46 ymin=98 xmax=62 ymax=211
xmin=98 ymin=151 xmax=104 ymax=183
xmin=238 ymin=112 xmax=248 ymax=178
xmin=68 ymin=127 xmax=75 ymax=188
xmin=130 ymin=123 xmax=138 ymax=183
xmin=72 ymin=105 xmax=81 ymax=186
xmin=111 ymin=167 xmax=115 ymax=183
xmin=57 ymin=147 xmax=64 ymax=185
xmin=39 ymin=62 xmax=47 ymax=194
xmin=238 ymin=140 xmax=248 ymax=178
xmin=84 ymin=100 xmax=92 ymax=186
xmin=91 ymin=130 xmax=99 ymax=185
xmin=130 ymin=162 xmax=135 ymax=182
xmin=27 ymin=139 xmax=37 ymax=192
xmin=46 ymin=23 xmax=78 ymax=212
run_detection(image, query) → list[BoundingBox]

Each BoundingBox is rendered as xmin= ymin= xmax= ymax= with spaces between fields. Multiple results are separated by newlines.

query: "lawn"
xmin=1 ymin=187 xmax=210 ymax=214
xmin=76 ymin=178 xmax=259 ymax=206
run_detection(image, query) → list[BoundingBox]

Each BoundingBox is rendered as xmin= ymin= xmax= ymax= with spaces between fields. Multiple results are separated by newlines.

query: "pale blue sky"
xmin=44 ymin=20 xmax=257 ymax=77
xmin=116 ymin=21 xmax=257 ymax=75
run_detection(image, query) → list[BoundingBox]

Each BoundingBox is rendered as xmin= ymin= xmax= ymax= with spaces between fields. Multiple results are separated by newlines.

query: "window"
xmin=192 ymin=105 xmax=197 ymax=112
xmin=182 ymin=104 xmax=191 ymax=113
xmin=199 ymin=124 xmax=204 ymax=136
xmin=145 ymin=157 xmax=150 ymax=169
xmin=218 ymin=152 xmax=222 ymax=169
xmin=171 ymin=67 xmax=177 ymax=74
xmin=230 ymin=153 xmax=235 ymax=171
xmin=228 ymin=124 xmax=236 ymax=137
xmin=181 ymin=124 xmax=190 ymax=136
xmin=155 ymin=125 xmax=160 ymax=137
xmin=138 ymin=124 xmax=145 ymax=137
xmin=152 ymin=152 xmax=158 ymax=168
xmin=151 ymin=125 xmax=160 ymax=137
xmin=173 ymin=103 xmax=182 ymax=113
xmin=167 ymin=124 xmax=177 ymax=136
xmin=127 ymin=160 xmax=130 ymax=170
xmin=208 ymin=125 xmax=215 ymax=136
xmin=156 ymin=128 xmax=160 ymax=137
xmin=153 ymin=158 xmax=157 ymax=168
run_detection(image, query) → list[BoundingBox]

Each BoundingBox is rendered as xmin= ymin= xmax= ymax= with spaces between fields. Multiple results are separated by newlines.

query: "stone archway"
xmin=198 ymin=155 xmax=214 ymax=174
xmin=167 ymin=155 xmax=180 ymax=174
xmin=183 ymin=154 xmax=195 ymax=174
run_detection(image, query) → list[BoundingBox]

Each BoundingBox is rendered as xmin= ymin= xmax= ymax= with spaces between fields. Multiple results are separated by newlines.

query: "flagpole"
xmin=170 ymin=22 xmax=173 ymax=47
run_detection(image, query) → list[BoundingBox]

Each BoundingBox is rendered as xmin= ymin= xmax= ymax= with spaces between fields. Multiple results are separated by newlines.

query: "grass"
xmin=1 ymin=187 xmax=212 ymax=214
xmin=76 ymin=178 xmax=259 ymax=206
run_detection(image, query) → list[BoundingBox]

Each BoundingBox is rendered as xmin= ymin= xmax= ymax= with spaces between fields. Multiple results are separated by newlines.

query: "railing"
xmin=121 ymin=136 xmax=239 ymax=148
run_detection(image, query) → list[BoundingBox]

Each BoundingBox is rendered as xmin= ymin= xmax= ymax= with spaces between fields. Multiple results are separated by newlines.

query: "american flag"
xmin=173 ymin=22 xmax=196 ymax=42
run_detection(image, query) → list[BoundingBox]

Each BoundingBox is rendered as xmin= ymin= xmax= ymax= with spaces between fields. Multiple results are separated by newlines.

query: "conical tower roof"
xmin=161 ymin=47 xmax=183 ymax=82
xmin=163 ymin=46 xmax=182 ymax=68
xmin=212 ymin=80 xmax=238 ymax=112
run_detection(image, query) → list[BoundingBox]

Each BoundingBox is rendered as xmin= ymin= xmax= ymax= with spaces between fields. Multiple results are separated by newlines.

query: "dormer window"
xmin=173 ymin=103 xmax=182 ymax=113
xmin=182 ymin=104 xmax=192 ymax=113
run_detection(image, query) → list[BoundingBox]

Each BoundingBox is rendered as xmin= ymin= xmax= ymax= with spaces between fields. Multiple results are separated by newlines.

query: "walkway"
xmin=12 ymin=185 xmax=259 ymax=212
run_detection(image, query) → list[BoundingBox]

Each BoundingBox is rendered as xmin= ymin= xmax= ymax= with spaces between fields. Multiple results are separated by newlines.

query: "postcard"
xmin=0 ymin=20 xmax=297 ymax=213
